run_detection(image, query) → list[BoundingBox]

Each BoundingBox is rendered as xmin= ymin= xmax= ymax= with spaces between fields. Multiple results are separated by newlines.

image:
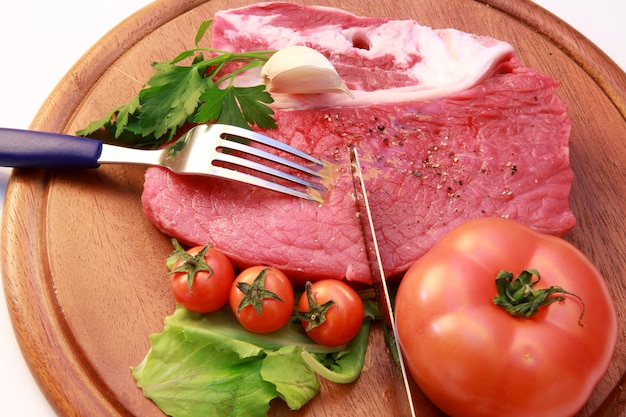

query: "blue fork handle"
xmin=0 ymin=128 xmax=103 ymax=169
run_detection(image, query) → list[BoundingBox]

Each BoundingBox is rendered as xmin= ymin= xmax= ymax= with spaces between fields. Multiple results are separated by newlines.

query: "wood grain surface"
xmin=2 ymin=0 xmax=625 ymax=416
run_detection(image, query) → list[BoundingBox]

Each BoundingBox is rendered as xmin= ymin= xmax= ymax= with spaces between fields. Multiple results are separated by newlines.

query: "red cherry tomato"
xmin=297 ymin=280 xmax=364 ymax=346
xmin=169 ymin=243 xmax=235 ymax=313
xmin=229 ymin=266 xmax=294 ymax=333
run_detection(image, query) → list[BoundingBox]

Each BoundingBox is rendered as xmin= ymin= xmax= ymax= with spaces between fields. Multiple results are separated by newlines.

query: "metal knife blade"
xmin=348 ymin=145 xmax=417 ymax=417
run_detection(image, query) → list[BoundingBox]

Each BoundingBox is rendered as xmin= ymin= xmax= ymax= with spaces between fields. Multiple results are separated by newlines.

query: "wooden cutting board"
xmin=2 ymin=0 xmax=626 ymax=416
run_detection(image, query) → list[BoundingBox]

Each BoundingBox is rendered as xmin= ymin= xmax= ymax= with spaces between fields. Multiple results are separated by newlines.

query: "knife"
xmin=348 ymin=145 xmax=417 ymax=417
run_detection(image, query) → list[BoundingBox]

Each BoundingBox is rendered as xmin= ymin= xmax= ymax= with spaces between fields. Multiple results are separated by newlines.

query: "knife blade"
xmin=348 ymin=145 xmax=417 ymax=417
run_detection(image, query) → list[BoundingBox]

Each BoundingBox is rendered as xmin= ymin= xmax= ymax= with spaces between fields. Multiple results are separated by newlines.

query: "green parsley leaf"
xmin=232 ymin=85 xmax=277 ymax=129
xmin=113 ymin=94 xmax=142 ymax=137
xmin=76 ymin=21 xmax=277 ymax=148
xmin=139 ymin=62 xmax=208 ymax=138
xmin=194 ymin=20 xmax=213 ymax=46
xmin=194 ymin=85 xmax=276 ymax=130
xmin=193 ymin=87 xmax=232 ymax=126
xmin=74 ymin=94 xmax=140 ymax=139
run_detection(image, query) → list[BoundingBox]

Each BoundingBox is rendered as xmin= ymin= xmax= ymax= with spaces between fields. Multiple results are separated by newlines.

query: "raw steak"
xmin=142 ymin=3 xmax=575 ymax=285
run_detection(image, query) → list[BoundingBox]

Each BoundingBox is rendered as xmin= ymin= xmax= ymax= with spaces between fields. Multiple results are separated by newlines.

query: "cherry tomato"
xmin=229 ymin=266 xmax=294 ymax=333
xmin=169 ymin=242 xmax=235 ymax=313
xmin=297 ymin=280 xmax=364 ymax=346
xmin=395 ymin=218 xmax=617 ymax=417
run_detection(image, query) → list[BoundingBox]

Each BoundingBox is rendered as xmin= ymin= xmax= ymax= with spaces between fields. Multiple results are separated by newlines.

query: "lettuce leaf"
xmin=132 ymin=305 xmax=371 ymax=417
xmin=260 ymin=346 xmax=320 ymax=409
xmin=133 ymin=324 xmax=277 ymax=417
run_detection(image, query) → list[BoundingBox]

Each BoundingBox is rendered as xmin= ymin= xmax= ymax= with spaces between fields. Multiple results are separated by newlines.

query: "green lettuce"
xmin=132 ymin=305 xmax=373 ymax=417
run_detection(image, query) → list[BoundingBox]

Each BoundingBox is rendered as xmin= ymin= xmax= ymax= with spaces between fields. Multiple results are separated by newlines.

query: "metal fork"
xmin=0 ymin=124 xmax=325 ymax=201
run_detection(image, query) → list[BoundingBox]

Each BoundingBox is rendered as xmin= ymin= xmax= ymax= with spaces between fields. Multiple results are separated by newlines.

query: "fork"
xmin=0 ymin=124 xmax=325 ymax=201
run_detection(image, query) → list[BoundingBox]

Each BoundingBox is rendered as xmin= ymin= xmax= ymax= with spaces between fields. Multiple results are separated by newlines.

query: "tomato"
xmin=229 ymin=266 xmax=294 ymax=333
xmin=169 ymin=242 xmax=235 ymax=313
xmin=297 ymin=280 xmax=364 ymax=347
xmin=395 ymin=217 xmax=617 ymax=417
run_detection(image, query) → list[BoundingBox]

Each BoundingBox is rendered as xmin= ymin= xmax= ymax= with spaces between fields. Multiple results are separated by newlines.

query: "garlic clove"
xmin=262 ymin=45 xmax=353 ymax=97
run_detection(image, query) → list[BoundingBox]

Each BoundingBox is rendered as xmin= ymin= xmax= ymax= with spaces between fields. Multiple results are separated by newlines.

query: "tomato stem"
xmin=236 ymin=268 xmax=285 ymax=315
xmin=492 ymin=269 xmax=586 ymax=326
xmin=296 ymin=281 xmax=336 ymax=331
xmin=166 ymin=239 xmax=214 ymax=293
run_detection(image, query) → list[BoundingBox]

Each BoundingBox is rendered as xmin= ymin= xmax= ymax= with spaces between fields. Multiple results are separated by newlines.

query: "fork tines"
xmin=210 ymin=124 xmax=326 ymax=201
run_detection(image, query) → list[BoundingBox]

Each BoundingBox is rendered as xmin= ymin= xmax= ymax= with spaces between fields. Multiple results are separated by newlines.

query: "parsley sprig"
xmin=77 ymin=20 xmax=277 ymax=148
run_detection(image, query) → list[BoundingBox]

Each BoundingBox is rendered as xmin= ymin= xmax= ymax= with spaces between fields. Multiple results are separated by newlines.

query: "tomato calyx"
xmin=166 ymin=239 xmax=214 ymax=292
xmin=235 ymin=268 xmax=285 ymax=315
xmin=297 ymin=281 xmax=337 ymax=331
xmin=492 ymin=269 xmax=586 ymax=326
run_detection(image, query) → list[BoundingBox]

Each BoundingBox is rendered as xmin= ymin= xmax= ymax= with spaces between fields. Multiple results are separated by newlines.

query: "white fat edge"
xmin=222 ymin=12 xmax=514 ymax=109
xmin=409 ymin=27 xmax=515 ymax=93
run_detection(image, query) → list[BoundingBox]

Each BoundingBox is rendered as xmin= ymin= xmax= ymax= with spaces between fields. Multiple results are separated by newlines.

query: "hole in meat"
xmin=351 ymin=32 xmax=371 ymax=50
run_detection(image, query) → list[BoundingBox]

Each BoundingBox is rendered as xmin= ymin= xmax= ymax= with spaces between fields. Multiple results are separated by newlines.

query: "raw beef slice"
xmin=141 ymin=3 xmax=575 ymax=285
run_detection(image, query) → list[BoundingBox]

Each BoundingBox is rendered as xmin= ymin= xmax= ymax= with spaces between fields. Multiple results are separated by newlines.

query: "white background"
xmin=0 ymin=1 xmax=625 ymax=415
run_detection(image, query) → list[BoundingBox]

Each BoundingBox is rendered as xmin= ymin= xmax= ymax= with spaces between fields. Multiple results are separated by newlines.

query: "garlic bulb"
xmin=261 ymin=45 xmax=353 ymax=97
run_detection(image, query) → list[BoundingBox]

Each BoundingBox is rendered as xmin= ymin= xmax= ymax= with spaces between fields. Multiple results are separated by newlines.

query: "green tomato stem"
xmin=236 ymin=268 xmax=285 ymax=315
xmin=296 ymin=281 xmax=336 ymax=331
xmin=492 ymin=269 xmax=586 ymax=326
xmin=165 ymin=238 xmax=214 ymax=293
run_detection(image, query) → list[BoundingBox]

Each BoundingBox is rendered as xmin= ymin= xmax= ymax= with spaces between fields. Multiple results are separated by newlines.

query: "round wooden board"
xmin=2 ymin=0 xmax=626 ymax=416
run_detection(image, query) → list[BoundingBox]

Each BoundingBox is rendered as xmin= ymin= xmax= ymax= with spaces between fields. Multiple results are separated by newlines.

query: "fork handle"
xmin=0 ymin=128 xmax=103 ymax=169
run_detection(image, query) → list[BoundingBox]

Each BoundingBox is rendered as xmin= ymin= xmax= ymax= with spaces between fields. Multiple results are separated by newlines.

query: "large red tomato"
xmin=395 ymin=218 xmax=617 ymax=417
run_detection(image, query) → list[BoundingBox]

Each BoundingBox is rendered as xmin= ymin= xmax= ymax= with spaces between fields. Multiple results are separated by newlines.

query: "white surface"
xmin=0 ymin=1 xmax=624 ymax=415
